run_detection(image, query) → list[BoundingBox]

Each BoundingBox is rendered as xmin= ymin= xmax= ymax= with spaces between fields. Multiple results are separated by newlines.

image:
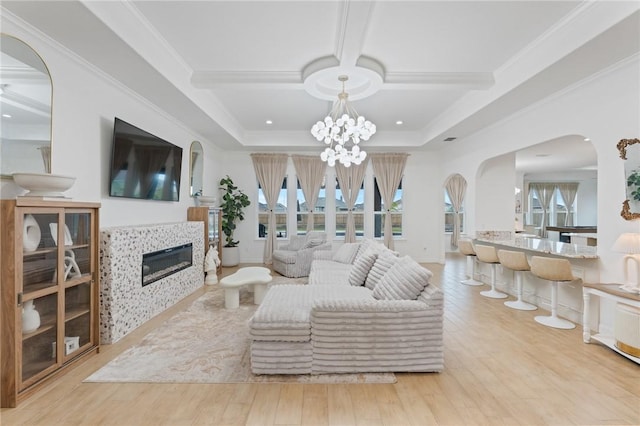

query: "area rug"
xmin=85 ymin=277 xmax=396 ymax=384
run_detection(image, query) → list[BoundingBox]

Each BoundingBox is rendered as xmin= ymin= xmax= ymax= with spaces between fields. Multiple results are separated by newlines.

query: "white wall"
xmin=475 ymin=152 xmax=516 ymax=232
xmin=0 ymin=17 xmax=224 ymax=227
xmin=440 ymin=57 xmax=640 ymax=284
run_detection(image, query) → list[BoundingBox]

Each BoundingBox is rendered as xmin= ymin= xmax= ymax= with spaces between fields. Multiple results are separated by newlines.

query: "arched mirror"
xmin=0 ymin=34 xmax=52 ymax=177
xmin=189 ymin=141 xmax=204 ymax=196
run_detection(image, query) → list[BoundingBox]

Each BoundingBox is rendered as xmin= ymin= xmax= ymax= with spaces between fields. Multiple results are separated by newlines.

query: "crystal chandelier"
xmin=310 ymin=75 xmax=376 ymax=167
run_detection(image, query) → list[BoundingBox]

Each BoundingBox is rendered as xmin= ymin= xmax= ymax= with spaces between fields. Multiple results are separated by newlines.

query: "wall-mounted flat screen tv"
xmin=109 ymin=118 xmax=183 ymax=201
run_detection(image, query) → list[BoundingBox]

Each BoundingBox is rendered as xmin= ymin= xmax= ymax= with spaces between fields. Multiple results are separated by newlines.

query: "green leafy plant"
xmin=627 ymin=170 xmax=640 ymax=201
xmin=219 ymin=175 xmax=251 ymax=247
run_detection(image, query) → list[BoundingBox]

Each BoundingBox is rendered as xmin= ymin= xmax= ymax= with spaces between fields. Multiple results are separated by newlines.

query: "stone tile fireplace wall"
xmin=99 ymin=222 xmax=204 ymax=344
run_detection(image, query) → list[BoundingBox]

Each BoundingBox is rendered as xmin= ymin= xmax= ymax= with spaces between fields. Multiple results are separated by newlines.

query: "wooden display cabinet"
xmin=1 ymin=198 xmax=100 ymax=407
xmin=187 ymin=206 xmax=222 ymax=273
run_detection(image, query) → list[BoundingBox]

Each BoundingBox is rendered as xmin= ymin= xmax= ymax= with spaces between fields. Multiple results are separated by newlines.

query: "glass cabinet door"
xmin=207 ymin=208 xmax=219 ymax=245
xmin=64 ymin=282 xmax=91 ymax=359
xmin=22 ymin=212 xmax=59 ymax=293
xmin=61 ymin=211 xmax=92 ymax=282
xmin=62 ymin=211 xmax=94 ymax=359
xmin=20 ymin=211 xmax=60 ymax=385
xmin=21 ymin=292 xmax=57 ymax=383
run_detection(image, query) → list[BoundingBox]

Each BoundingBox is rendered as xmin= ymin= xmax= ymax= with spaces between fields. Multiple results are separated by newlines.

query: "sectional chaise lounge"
xmin=249 ymin=239 xmax=444 ymax=375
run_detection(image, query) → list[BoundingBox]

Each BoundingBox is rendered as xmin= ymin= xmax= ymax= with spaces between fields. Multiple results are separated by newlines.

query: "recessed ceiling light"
xmin=395 ymin=120 xmax=403 ymax=125
xmin=265 ymin=120 xmax=273 ymax=125
xmin=2 ymin=114 xmax=11 ymax=118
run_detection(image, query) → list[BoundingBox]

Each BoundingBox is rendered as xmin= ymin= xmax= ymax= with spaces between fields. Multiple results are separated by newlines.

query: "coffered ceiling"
xmin=2 ymin=0 xmax=638 ymax=169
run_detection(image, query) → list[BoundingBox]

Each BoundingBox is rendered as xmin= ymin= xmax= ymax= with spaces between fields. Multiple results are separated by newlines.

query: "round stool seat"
xmin=458 ymin=239 xmax=483 ymax=286
xmin=497 ymin=250 xmax=530 ymax=271
xmin=497 ymin=249 xmax=537 ymax=311
xmin=530 ymin=256 xmax=576 ymax=329
xmin=458 ymin=239 xmax=475 ymax=256
xmin=475 ymin=244 xmax=507 ymax=299
xmin=474 ymin=244 xmax=500 ymax=264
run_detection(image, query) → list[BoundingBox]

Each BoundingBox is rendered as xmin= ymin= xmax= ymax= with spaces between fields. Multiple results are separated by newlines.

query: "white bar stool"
xmin=497 ymin=249 xmax=537 ymax=311
xmin=475 ymin=244 xmax=508 ymax=299
xmin=458 ymin=239 xmax=483 ymax=286
xmin=529 ymin=256 xmax=576 ymax=329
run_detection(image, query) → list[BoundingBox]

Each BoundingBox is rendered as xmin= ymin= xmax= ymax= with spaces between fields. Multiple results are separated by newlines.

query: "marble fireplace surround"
xmin=99 ymin=222 xmax=204 ymax=344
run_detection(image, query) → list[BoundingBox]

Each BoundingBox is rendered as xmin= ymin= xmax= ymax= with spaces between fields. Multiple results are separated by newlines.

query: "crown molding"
xmin=1 ymin=6 xmax=214 ymax=148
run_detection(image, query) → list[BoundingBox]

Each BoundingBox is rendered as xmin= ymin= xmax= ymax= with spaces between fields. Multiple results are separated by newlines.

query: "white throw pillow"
xmin=372 ymin=256 xmax=433 ymax=300
xmin=301 ymin=238 xmax=324 ymax=250
xmin=285 ymin=236 xmax=306 ymax=251
xmin=364 ymin=251 xmax=398 ymax=290
xmin=354 ymin=238 xmax=373 ymax=259
xmin=332 ymin=243 xmax=360 ymax=264
xmin=348 ymin=247 xmax=379 ymax=286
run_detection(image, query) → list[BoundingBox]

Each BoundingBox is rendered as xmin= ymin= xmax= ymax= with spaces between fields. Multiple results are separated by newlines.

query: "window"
xmin=444 ymin=190 xmax=464 ymax=233
xmin=527 ymin=186 xmax=568 ymax=227
xmin=335 ymin=178 xmax=364 ymax=238
xmin=296 ymin=178 xmax=326 ymax=235
xmin=257 ymin=177 xmax=287 ymax=238
xmin=374 ymin=178 xmax=403 ymax=238
xmin=529 ymin=190 xmax=543 ymax=227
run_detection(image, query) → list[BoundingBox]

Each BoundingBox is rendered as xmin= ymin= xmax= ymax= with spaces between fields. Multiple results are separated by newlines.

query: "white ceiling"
xmin=2 ymin=0 xmax=638 ymax=172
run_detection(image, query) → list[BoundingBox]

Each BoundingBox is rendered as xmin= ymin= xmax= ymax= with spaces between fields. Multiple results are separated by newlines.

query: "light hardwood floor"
xmin=2 ymin=253 xmax=639 ymax=425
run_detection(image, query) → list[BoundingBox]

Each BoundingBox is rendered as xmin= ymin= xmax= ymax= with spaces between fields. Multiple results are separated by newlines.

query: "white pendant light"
xmin=310 ymin=75 xmax=375 ymax=167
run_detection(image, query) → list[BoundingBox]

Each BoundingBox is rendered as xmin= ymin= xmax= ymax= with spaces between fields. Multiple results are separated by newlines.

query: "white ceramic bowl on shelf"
xmin=197 ymin=195 xmax=217 ymax=207
xmin=12 ymin=172 xmax=76 ymax=197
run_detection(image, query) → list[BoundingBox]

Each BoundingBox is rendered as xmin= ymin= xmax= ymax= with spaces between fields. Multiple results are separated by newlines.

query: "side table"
xmin=582 ymin=283 xmax=640 ymax=364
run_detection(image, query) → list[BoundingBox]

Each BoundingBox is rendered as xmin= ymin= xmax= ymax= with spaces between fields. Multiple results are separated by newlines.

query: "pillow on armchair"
xmin=300 ymin=232 xmax=326 ymax=249
xmin=280 ymin=232 xmax=326 ymax=251
xmin=273 ymin=232 xmax=330 ymax=278
xmin=282 ymin=235 xmax=306 ymax=251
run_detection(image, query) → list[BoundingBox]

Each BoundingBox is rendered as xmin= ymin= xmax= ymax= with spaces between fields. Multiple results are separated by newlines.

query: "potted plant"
xmin=219 ymin=175 xmax=251 ymax=266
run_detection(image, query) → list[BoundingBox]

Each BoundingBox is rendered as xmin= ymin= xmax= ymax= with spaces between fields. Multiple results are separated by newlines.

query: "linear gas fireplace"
xmin=100 ymin=222 xmax=204 ymax=344
xmin=142 ymin=243 xmax=193 ymax=287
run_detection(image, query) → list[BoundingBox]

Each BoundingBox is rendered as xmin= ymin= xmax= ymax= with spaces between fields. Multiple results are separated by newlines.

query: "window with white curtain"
xmin=527 ymin=187 xmax=568 ymax=227
xmin=257 ymin=177 xmax=287 ymax=239
xmin=296 ymin=177 xmax=326 ymax=235
xmin=444 ymin=190 xmax=464 ymax=233
xmin=374 ymin=177 xmax=403 ymax=238
xmin=335 ymin=178 xmax=364 ymax=238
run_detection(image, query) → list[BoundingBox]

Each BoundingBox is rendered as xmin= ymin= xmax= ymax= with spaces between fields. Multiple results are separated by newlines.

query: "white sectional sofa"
xmin=249 ymin=239 xmax=444 ymax=375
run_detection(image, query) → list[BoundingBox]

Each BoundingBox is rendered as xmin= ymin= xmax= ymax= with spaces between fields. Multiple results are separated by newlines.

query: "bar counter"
xmin=474 ymin=236 xmax=598 ymax=259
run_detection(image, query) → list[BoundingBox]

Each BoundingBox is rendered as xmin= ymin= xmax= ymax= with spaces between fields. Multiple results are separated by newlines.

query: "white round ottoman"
xmin=219 ymin=266 xmax=272 ymax=309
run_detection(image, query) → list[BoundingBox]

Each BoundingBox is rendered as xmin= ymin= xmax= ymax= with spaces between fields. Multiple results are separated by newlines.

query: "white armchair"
xmin=272 ymin=232 xmax=331 ymax=277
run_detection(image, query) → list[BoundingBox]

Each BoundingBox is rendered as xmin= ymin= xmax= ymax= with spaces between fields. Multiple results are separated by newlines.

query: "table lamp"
xmin=612 ymin=233 xmax=640 ymax=293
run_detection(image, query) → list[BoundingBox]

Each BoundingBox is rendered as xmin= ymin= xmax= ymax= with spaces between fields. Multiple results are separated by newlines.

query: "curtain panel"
xmin=529 ymin=182 xmax=557 ymax=237
xmin=444 ymin=173 xmax=467 ymax=248
xmin=370 ymin=153 xmax=409 ymax=249
xmin=557 ymin=182 xmax=579 ymax=226
xmin=335 ymin=158 xmax=369 ymax=243
xmin=251 ymin=153 xmax=288 ymax=264
xmin=528 ymin=181 xmax=580 ymax=232
xmin=292 ymin=155 xmax=327 ymax=232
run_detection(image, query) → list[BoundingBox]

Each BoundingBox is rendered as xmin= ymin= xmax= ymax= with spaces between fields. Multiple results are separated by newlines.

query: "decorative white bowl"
xmin=198 ymin=195 xmax=217 ymax=206
xmin=12 ymin=172 xmax=76 ymax=197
